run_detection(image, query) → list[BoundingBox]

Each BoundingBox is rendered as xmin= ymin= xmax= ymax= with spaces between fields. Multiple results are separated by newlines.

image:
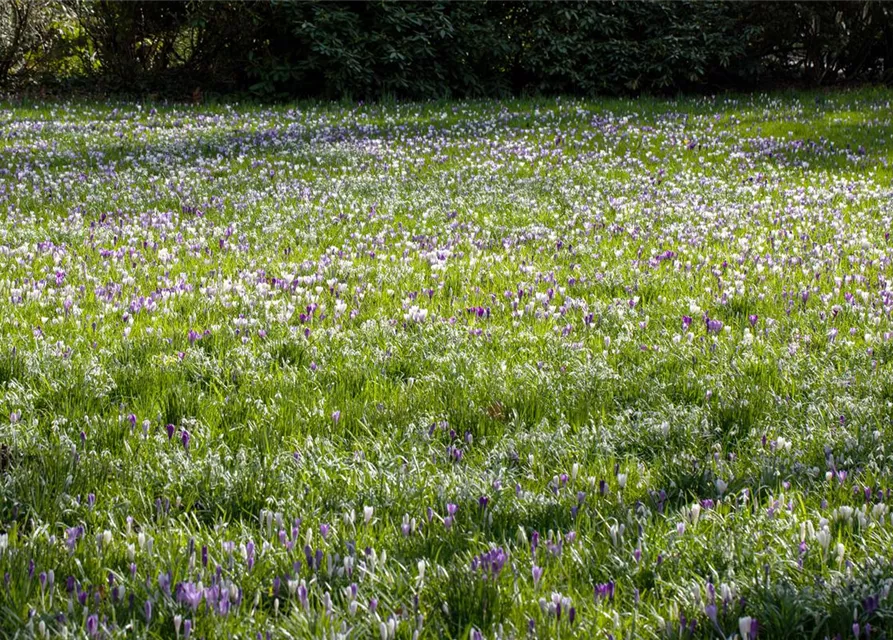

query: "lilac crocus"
xmin=65 ymin=527 xmax=82 ymax=552
xmin=158 ymin=571 xmax=172 ymax=595
xmin=179 ymin=582 xmax=202 ymax=610
xmin=532 ymin=565 xmax=543 ymax=588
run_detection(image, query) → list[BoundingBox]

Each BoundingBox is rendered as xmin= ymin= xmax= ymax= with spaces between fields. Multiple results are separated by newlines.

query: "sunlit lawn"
xmin=1 ymin=88 xmax=893 ymax=638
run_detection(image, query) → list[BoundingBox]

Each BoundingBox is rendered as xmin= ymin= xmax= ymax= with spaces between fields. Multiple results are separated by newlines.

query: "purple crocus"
xmin=86 ymin=614 xmax=98 ymax=637
xmin=595 ymin=581 xmax=615 ymax=601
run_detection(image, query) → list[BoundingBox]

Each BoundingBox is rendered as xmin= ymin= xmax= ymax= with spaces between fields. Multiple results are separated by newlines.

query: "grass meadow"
xmin=1 ymin=89 xmax=893 ymax=638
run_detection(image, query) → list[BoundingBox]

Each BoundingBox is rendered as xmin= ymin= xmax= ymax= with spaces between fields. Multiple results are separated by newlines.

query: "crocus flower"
xmin=179 ymin=582 xmax=202 ymax=610
xmin=86 ymin=614 xmax=98 ymax=637
xmin=532 ymin=565 xmax=543 ymax=588
xmin=739 ymin=616 xmax=755 ymax=639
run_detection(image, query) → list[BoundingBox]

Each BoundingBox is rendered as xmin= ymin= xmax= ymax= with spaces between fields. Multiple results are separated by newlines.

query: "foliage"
xmin=743 ymin=1 xmax=893 ymax=85
xmin=3 ymin=1 xmax=892 ymax=99
xmin=0 ymin=0 xmax=70 ymax=87
xmin=509 ymin=2 xmax=746 ymax=94
xmin=249 ymin=1 xmax=515 ymax=100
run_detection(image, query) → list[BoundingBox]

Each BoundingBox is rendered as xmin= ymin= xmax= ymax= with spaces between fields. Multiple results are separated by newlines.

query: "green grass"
xmin=0 ymin=88 xmax=892 ymax=638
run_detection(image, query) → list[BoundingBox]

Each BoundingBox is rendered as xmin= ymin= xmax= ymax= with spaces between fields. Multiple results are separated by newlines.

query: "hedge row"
xmin=2 ymin=1 xmax=892 ymax=99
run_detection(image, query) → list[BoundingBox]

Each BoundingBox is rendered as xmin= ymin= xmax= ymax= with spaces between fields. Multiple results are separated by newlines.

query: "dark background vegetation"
xmin=2 ymin=0 xmax=892 ymax=101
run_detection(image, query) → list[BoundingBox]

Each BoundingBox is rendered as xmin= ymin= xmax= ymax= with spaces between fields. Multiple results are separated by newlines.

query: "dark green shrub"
xmin=743 ymin=1 xmax=893 ymax=85
xmin=511 ymin=1 xmax=750 ymax=94
xmin=249 ymin=1 xmax=516 ymax=100
xmin=4 ymin=1 xmax=892 ymax=99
